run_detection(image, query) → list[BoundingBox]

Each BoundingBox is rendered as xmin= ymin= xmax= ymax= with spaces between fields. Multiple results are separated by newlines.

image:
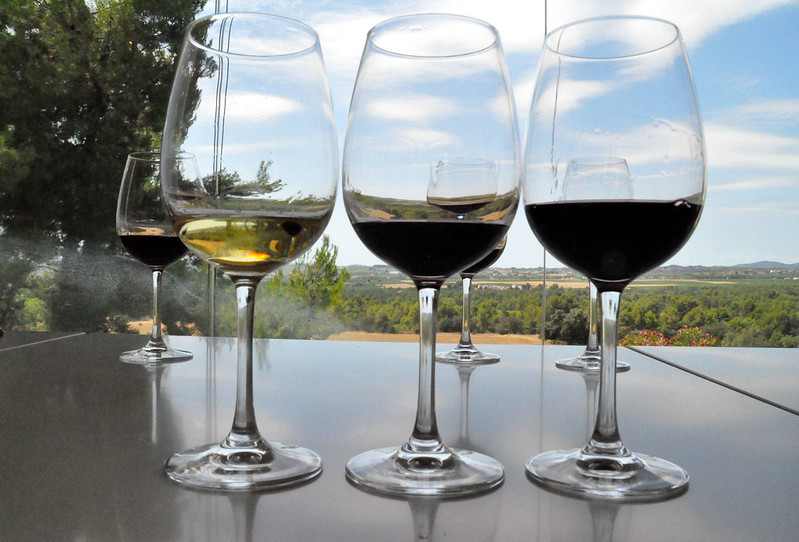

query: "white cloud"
xmin=533 ymin=79 xmax=612 ymax=115
xmin=397 ymin=127 xmax=460 ymax=148
xmin=197 ymin=90 xmax=299 ymax=122
xmin=710 ymin=200 xmax=799 ymax=214
xmin=364 ymin=94 xmax=457 ymax=122
xmin=705 ymin=123 xmax=799 ymax=170
xmin=543 ymin=0 xmax=796 ymax=47
xmin=721 ymin=98 xmax=799 ymax=126
xmin=712 ymin=175 xmax=799 ymax=191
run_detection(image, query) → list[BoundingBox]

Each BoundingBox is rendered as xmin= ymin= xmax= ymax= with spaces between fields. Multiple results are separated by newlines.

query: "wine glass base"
xmin=119 ymin=344 xmax=193 ymax=365
xmin=165 ymin=441 xmax=322 ymax=492
xmin=555 ymin=356 xmax=630 ymax=373
xmin=346 ymin=445 xmax=504 ymax=498
xmin=436 ymin=344 xmax=500 ymax=366
xmin=526 ymin=448 xmax=688 ymax=502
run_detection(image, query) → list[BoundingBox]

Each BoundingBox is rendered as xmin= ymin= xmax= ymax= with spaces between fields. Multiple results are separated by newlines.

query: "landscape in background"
xmin=330 ymin=261 xmax=799 ymax=348
xmin=11 ymin=237 xmax=792 ymax=348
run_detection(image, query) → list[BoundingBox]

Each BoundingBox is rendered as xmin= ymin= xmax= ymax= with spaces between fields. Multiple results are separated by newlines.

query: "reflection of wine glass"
xmin=116 ymin=151 xmax=193 ymax=365
xmin=160 ymin=12 xmax=338 ymax=491
xmin=437 ymin=237 xmax=506 ymax=365
xmin=524 ymin=16 xmax=705 ymax=499
xmin=343 ymin=13 xmax=519 ymax=497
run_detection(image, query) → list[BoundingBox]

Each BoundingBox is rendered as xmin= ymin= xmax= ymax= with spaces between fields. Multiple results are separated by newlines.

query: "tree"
xmin=0 ymin=0 xmax=204 ymax=330
xmin=287 ymin=235 xmax=350 ymax=308
xmin=0 ymin=0 xmax=203 ymax=246
xmin=209 ymin=236 xmax=352 ymax=340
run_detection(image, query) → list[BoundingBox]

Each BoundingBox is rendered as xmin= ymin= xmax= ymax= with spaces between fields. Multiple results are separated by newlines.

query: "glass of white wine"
xmin=159 ymin=12 xmax=338 ymax=491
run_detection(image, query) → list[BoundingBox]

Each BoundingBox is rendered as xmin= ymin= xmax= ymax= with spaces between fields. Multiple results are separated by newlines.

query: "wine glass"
xmin=159 ymin=12 xmax=338 ymax=491
xmin=523 ymin=16 xmax=705 ymax=500
xmin=556 ymin=282 xmax=630 ymax=372
xmin=437 ymin=236 xmax=506 ymax=365
xmin=116 ymin=151 xmax=194 ymax=365
xmin=553 ymin=159 xmax=631 ymax=373
xmin=343 ymin=13 xmax=520 ymax=497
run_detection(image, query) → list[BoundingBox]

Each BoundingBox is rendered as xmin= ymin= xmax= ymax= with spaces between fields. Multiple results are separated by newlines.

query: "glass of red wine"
xmin=343 ymin=13 xmax=520 ymax=497
xmin=437 ymin=236 xmax=506 ymax=366
xmin=159 ymin=12 xmax=338 ymax=491
xmin=524 ymin=16 xmax=705 ymax=500
xmin=116 ymin=151 xmax=194 ymax=365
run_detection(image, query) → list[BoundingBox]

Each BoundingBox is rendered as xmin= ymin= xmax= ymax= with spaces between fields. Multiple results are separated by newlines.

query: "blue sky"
xmin=200 ymin=0 xmax=799 ymax=268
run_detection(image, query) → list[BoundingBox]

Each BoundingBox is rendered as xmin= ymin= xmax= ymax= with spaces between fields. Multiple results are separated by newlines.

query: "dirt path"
xmin=326 ymin=331 xmax=542 ymax=344
xmin=129 ymin=321 xmax=542 ymax=345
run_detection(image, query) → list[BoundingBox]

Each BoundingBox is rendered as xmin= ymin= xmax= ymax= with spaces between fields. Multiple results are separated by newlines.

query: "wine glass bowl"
xmin=343 ymin=13 xmax=519 ymax=497
xmin=159 ymin=12 xmax=338 ymax=491
xmin=116 ymin=151 xmax=194 ymax=365
xmin=523 ymin=16 xmax=705 ymax=500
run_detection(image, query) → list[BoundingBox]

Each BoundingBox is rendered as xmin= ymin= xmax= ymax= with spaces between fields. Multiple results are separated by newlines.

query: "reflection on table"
xmin=0 ymin=333 xmax=796 ymax=541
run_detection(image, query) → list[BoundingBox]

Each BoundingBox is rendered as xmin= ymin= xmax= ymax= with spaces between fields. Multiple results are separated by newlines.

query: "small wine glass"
xmin=555 ymin=282 xmax=629 ymax=373
xmin=343 ymin=13 xmax=520 ymax=497
xmin=554 ymin=159 xmax=631 ymax=373
xmin=160 ymin=12 xmax=338 ymax=491
xmin=523 ymin=16 xmax=705 ymax=500
xmin=437 ymin=236 xmax=506 ymax=365
xmin=116 ymin=151 xmax=194 ymax=365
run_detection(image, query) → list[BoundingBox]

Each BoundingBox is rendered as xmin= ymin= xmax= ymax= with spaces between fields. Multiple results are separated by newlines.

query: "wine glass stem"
xmin=585 ymin=289 xmax=626 ymax=456
xmin=409 ymin=287 xmax=444 ymax=450
xmin=586 ymin=283 xmax=599 ymax=353
xmin=149 ymin=268 xmax=165 ymax=344
xmin=459 ymin=275 xmax=474 ymax=347
xmin=228 ymin=279 xmax=262 ymax=443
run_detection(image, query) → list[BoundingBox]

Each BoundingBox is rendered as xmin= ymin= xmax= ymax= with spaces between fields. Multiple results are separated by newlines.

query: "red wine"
xmin=119 ymin=234 xmax=188 ymax=268
xmin=525 ymin=200 xmax=701 ymax=291
xmin=351 ymin=220 xmax=508 ymax=287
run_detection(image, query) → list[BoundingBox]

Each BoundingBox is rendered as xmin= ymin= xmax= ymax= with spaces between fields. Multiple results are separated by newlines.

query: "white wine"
xmin=176 ymin=215 xmax=329 ymax=276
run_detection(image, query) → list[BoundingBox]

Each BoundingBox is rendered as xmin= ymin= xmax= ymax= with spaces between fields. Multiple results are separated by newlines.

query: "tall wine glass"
xmin=437 ymin=236 xmax=506 ymax=365
xmin=524 ymin=16 xmax=705 ymax=500
xmin=160 ymin=12 xmax=338 ymax=491
xmin=554 ymin=159 xmax=631 ymax=373
xmin=116 ymin=151 xmax=194 ymax=365
xmin=343 ymin=13 xmax=520 ymax=497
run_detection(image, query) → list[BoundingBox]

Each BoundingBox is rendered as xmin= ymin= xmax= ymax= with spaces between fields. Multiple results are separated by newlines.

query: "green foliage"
xmin=0 ymin=0 xmax=203 ymax=331
xmin=0 ymin=0 xmax=203 ymax=246
xmin=334 ymin=279 xmax=799 ymax=348
xmin=619 ymin=284 xmax=799 ymax=347
xmin=211 ymin=237 xmax=349 ymax=340
xmin=286 ymin=235 xmax=350 ymax=308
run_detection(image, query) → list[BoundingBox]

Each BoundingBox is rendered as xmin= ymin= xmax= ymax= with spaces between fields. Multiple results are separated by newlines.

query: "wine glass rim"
xmin=186 ymin=12 xmax=320 ymax=59
xmin=127 ymin=151 xmax=160 ymax=162
xmin=367 ymin=13 xmax=500 ymax=59
xmin=127 ymin=150 xmax=194 ymax=163
xmin=545 ymin=15 xmax=680 ymax=60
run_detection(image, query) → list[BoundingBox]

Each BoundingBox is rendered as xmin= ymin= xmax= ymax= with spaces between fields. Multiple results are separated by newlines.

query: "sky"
xmin=198 ymin=0 xmax=799 ymax=269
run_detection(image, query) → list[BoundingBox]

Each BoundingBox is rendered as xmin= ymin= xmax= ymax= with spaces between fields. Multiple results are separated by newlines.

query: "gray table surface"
xmin=631 ymin=345 xmax=799 ymax=415
xmin=1 ymin=332 xmax=796 ymax=541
